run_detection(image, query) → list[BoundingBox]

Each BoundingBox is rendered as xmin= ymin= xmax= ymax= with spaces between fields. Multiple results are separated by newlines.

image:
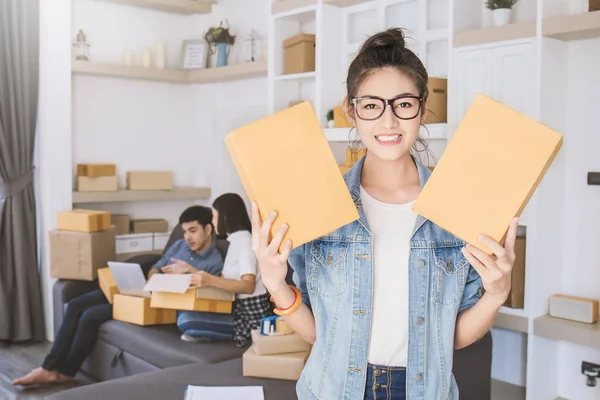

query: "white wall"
xmin=559 ymin=36 xmax=600 ymax=400
xmin=38 ymin=0 xmax=269 ymax=340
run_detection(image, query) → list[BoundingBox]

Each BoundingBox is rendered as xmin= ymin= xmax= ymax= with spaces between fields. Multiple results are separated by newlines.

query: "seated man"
xmin=12 ymin=205 xmax=223 ymax=387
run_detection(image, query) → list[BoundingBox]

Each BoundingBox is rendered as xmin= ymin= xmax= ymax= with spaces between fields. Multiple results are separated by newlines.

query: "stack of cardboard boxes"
xmin=50 ymin=210 xmax=117 ymax=281
xmin=242 ymin=316 xmax=312 ymax=381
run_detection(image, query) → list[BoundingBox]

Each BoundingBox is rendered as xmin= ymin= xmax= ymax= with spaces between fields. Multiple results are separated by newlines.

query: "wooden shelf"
xmin=95 ymin=0 xmax=213 ymax=15
xmin=274 ymin=71 xmax=316 ymax=81
xmin=454 ymin=20 xmax=536 ymax=48
xmin=533 ymin=314 xmax=600 ymax=349
xmin=271 ymin=0 xmax=317 ymax=14
xmin=323 ymin=0 xmax=373 ymax=7
xmin=494 ymin=310 xmax=529 ymax=334
xmin=72 ymin=187 xmax=211 ymax=204
xmin=543 ymin=10 xmax=600 ymax=41
xmin=491 ymin=379 xmax=526 ymax=400
xmin=72 ymin=60 xmax=268 ymax=84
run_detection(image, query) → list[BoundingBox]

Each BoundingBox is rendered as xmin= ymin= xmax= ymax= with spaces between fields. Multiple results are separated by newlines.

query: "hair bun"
xmin=362 ymin=28 xmax=406 ymax=50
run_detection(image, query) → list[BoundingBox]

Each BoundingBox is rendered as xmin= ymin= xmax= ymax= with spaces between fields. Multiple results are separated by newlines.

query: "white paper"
xmin=183 ymin=386 xmax=264 ymax=400
xmin=143 ymin=274 xmax=191 ymax=294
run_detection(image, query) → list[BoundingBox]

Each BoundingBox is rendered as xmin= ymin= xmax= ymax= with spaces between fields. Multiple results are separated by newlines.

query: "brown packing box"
xmin=412 ymin=94 xmax=563 ymax=254
xmin=56 ymin=210 xmax=111 ymax=233
xmin=111 ymin=214 xmax=131 ymax=235
xmin=131 ymin=219 xmax=169 ymax=234
xmin=225 ymin=101 xmax=359 ymax=251
xmin=346 ymin=148 xmax=367 ymax=167
xmin=126 ymin=171 xmax=173 ymax=191
xmin=242 ymin=347 xmax=309 ymax=381
xmin=423 ymin=78 xmax=447 ymax=124
xmin=504 ymin=236 xmax=526 ymax=308
xmin=195 ymin=287 xmax=235 ymax=301
xmin=251 ymin=330 xmax=311 ymax=356
xmin=283 ymin=33 xmax=315 ymax=75
xmin=334 ymin=105 xmax=351 ymax=128
xmin=77 ymin=176 xmax=118 ymax=192
xmin=113 ymin=294 xmax=176 ymax=326
xmin=77 ymin=163 xmax=116 ymax=178
xmin=50 ymin=227 xmax=116 ymax=281
xmin=98 ymin=268 xmax=119 ymax=304
xmin=151 ymin=289 xmax=233 ymax=313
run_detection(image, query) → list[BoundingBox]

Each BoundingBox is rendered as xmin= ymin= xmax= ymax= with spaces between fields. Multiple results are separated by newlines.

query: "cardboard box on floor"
xmin=242 ymin=347 xmax=309 ymax=381
xmin=57 ymin=210 xmax=111 ymax=233
xmin=98 ymin=267 xmax=119 ymax=304
xmin=50 ymin=227 xmax=117 ymax=281
xmin=113 ymin=294 xmax=176 ymax=326
xmin=413 ymin=94 xmax=563 ymax=254
xmin=251 ymin=330 xmax=311 ymax=356
xmin=77 ymin=176 xmax=118 ymax=192
xmin=131 ymin=219 xmax=169 ymax=234
xmin=225 ymin=101 xmax=359 ymax=251
xmin=77 ymin=163 xmax=116 ymax=178
xmin=126 ymin=171 xmax=173 ymax=191
xmin=145 ymin=274 xmax=234 ymax=313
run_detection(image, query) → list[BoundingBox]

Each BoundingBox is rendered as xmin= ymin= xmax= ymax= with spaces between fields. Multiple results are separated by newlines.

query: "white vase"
xmin=492 ymin=8 xmax=512 ymax=26
xmin=327 ymin=120 xmax=334 ymax=128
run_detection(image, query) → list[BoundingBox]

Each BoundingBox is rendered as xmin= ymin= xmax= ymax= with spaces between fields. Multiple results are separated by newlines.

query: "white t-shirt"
xmin=360 ymin=185 xmax=418 ymax=367
xmin=221 ymin=230 xmax=267 ymax=299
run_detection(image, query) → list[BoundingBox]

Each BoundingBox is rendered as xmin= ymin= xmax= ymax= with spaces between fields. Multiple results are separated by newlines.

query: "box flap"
xmin=144 ymin=274 xmax=191 ymax=294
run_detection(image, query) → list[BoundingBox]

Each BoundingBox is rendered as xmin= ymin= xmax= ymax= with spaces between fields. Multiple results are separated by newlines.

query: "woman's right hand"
xmin=251 ymin=201 xmax=292 ymax=294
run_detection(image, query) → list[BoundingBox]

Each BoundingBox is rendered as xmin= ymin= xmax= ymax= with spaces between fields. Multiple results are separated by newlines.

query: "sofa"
xmin=48 ymin=225 xmax=493 ymax=400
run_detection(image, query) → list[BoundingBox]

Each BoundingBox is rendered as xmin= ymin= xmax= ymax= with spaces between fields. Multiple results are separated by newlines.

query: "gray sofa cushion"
xmin=47 ymin=358 xmax=298 ymax=400
xmin=98 ymin=320 xmax=247 ymax=368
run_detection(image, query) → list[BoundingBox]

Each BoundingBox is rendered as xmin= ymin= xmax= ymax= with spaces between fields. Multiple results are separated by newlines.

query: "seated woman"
xmin=178 ymin=193 xmax=272 ymax=347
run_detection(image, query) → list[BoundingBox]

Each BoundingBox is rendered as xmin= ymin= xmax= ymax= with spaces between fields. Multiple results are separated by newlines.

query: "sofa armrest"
xmin=53 ymin=279 xmax=99 ymax=337
xmin=125 ymin=254 xmax=162 ymax=278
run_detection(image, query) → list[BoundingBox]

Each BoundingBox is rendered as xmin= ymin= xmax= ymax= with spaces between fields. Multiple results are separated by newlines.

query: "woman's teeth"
xmin=375 ymin=134 xmax=401 ymax=142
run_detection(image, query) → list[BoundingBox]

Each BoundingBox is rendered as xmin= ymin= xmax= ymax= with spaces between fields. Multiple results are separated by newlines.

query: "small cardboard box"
xmin=77 ymin=163 xmax=116 ymax=178
xmin=251 ymin=330 xmax=311 ymax=356
xmin=423 ymin=78 xmax=447 ymax=124
xmin=77 ymin=176 xmax=118 ymax=192
xmin=113 ymin=294 xmax=176 ymax=326
xmin=504 ymin=236 xmax=526 ymax=308
xmin=333 ymin=106 xmax=351 ymax=128
xmin=50 ymin=227 xmax=116 ymax=281
xmin=283 ymin=33 xmax=315 ymax=75
xmin=145 ymin=274 xmax=234 ymax=313
xmin=242 ymin=347 xmax=309 ymax=381
xmin=131 ymin=219 xmax=169 ymax=234
xmin=98 ymin=267 xmax=119 ymax=304
xmin=56 ymin=210 xmax=111 ymax=233
xmin=345 ymin=148 xmax=367 ymax=167
xmin=111 ymin=214 xmax=131 ymax=235
xmin=126 ymin=171 xmax=173 ymax=191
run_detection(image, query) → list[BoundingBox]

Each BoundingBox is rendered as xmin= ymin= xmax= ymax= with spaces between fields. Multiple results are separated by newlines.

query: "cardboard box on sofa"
xmin=423 ymin=77 xmax=447 ymax=124
xmin=283 ymin=33 xmax=315 ymax=75
xmin=50 ymin=227 xmax=116 ymax=281
xmin=145 ymin=274 xmax=234 ymax=313
xmin=57 ymin=209 xmax=111 ymax=233
xmin=242 ymin=346 xmax=309 ymax=381
xmin=111 ymin=214 xmax=131 ymax=235
xmin=77 ymin=176 xmax=118 ymax=192
xmin=251 ymin=330 xmax=311 ymax=356
xmin=98 ymin=267 xmax=119 ymax=304
xmin=77 ymin=163 xmax=116 ymax=178
xmin=113 ymin=294 xmax=176 ymax=326
xmin=126 ymin=171 xmax=173 ymax=191
xmin=131 ymin=219 xmax=169 ymax=234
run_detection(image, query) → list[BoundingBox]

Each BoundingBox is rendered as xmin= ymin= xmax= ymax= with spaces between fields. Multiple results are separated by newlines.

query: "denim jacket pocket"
xmin=433 ymin=246 xmax=468 ymax=306
xmin=309 ymin=240 xmax=349 ymax=298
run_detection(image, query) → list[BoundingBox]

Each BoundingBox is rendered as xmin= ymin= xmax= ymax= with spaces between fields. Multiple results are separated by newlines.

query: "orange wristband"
xmin=271 ymin=285 xmax=302 ymax=316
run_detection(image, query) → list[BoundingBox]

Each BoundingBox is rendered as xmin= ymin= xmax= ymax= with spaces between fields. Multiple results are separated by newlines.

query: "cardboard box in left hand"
xmin=113 ymin=294 xmax=176 ymax=326
xmin=98 ymin=268 xmax=119 ymax=304
xmin=50 ymin=227 xmax=116 ymax=281
xmin=57 ymin=209 xmax=111 ymax=233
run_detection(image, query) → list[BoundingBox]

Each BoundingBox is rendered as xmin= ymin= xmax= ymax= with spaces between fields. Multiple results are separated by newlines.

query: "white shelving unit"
xmin=94 ymin=0 xmax=214 ymax=15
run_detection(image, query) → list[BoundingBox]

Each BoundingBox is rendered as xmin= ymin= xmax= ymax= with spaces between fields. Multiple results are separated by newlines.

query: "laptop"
xmin=108 ymin=261 xmax=151 ymax=298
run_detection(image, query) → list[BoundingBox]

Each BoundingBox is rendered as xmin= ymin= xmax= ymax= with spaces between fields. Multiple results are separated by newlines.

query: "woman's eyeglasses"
xmin=350 ymin=95 xmax=423 ymax=121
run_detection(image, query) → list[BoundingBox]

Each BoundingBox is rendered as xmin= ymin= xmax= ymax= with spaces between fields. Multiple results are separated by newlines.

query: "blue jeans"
xmin=363 ymin=363 xmax=407 ymax=400
xmin=177 ymin=310 xmax=234 ymax=341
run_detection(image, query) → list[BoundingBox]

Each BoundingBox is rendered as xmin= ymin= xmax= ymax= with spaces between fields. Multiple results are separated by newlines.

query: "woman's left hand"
xmin=190 ymin=271 xmax=214 ymax=289
xmin=461 ymin=217 xmax=519 ymax=306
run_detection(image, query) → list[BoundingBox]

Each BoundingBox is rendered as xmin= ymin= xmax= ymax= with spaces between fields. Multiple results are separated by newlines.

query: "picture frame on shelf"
xmin=181 ymin=39 xmax=208 ymax=69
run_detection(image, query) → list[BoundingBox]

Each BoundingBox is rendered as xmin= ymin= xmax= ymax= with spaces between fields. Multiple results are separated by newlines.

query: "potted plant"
xmin=204 ymin=20 xmax=236 ymax=67
xmin=486 ymin=0 xmax=517 ymax=26
xmin=326 ymin=109 xmax=335 ymax=128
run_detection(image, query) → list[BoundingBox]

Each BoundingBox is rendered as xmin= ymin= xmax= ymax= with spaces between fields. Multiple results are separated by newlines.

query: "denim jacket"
xmin=289 ymin=155 xmax=483 ymax=400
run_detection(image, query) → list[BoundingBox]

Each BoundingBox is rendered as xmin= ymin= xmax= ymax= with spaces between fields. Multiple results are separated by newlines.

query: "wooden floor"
xmin=0 ymin=341 xmax=91 ymax=400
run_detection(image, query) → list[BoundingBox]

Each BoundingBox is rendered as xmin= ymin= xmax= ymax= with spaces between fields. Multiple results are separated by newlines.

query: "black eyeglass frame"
xmin=349 ymin=95 xmax=424 ymax=121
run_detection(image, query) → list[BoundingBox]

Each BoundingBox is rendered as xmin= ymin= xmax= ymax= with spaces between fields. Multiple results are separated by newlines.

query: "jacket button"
xmin=417 ymin=260 xmax=425 ymax=268
xmin=415 ymin=317 xmax=424 ymax=325
xmin=415 ymin=374 xmax=423 ymax=382
xmin=373 ymin=369 xmax=381 ymax=377
xmin=446 ymin=260 xmax=454 ymax=273
xmin=373 ymin=383 xmax=381 ymax=390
